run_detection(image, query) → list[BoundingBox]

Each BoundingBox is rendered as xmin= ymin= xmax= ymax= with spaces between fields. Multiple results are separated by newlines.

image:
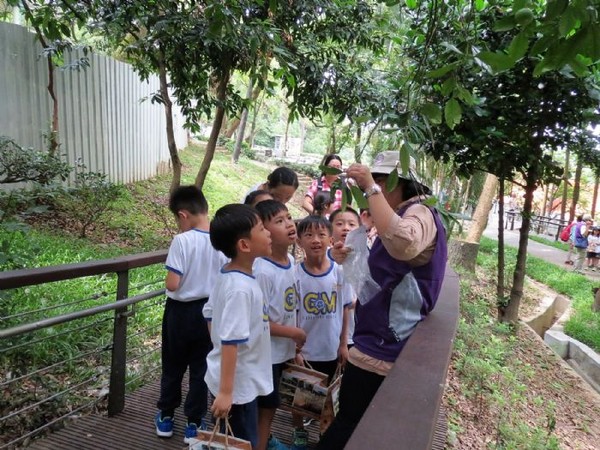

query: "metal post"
xmin=108 ymin=270 xmax=129 ymax=416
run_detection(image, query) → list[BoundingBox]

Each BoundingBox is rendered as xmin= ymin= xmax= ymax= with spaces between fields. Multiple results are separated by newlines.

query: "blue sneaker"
xmin=184 ymin=422 xmax=198 ymax=444
xmin=267 ymin=434 xmax=289 ymax=450
xmin=155 ymin=412 xmax=174 ymax=438
xmin=290 ymin=428 xmax=308 ymax=450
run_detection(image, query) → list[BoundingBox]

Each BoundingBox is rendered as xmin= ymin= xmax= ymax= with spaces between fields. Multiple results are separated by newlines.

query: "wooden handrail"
xmin=345 ymin=267 xmax=460 ymax=450
xmin=0 ymin=250 xmax=168 ymax=290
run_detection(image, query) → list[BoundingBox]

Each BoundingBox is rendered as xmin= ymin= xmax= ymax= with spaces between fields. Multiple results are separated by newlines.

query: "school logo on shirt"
xmin=262 ymin=299 xmax=269 ymax=322
xmin=284 ymin=286 xmax=297 ymax=312
xmin=303 ymin=291 xmax=337 ymax=315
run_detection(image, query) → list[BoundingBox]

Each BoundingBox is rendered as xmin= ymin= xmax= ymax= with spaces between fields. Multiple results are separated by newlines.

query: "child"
xmin=254 ymin=200 xmax=307 ymax=450
xmin=312 ymin=191 xmax=333 ymax=218
xmin=245 ymin=189 xmax=274 ymax=207
xmin=359 ymin=208 xmax=377 ymax=249
xmin=203 ymin=204 xmax=274 ymax=448
xmin=329 ymin=208 xmax=361 ymax=349
xmin=292 ymin=215 xmax=351 ymax=450
xmin=587 ymin=226 xmax=600 ymax=271
xmin=155 ymin=185 xmax=227 ymax=444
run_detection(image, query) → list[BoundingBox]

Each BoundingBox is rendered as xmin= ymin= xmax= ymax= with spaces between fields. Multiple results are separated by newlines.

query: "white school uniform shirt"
xmin=254 ymin=255 xmax=298 ymax=364
xmin=295 ymin=261 xmax=352 ymax=361
xmin=165 ymin=229 xmax=228 ymax=301
xmin=203 ymin=269 xmax=273 ymax=404
xmin=327 ymin=248 xmax=357 ymax=345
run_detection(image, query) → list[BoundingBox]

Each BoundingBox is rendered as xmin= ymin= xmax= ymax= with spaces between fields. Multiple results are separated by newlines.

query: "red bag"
xmin=560 ymin=222 xmax=574 ymax=242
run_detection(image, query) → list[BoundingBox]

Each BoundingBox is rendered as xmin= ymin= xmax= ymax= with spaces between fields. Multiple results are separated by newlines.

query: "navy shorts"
xmin=257 ymin=362 xmax=286 ymax=409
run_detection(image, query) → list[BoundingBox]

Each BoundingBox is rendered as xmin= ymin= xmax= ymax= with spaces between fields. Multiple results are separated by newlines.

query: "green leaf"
xmin=559 ymin=7 xmax=578 ymax=37
xmin=405 ymin=0 xmax=418 ymax=9
xmin=476 ymin=51 xmax=516 ymax=72
xmin=319 ymin=165 xmax=342 ymax=175
xmin=530 ymin=35 xmax=554 ymax=56
xmin=400 ymin=143 xmax=411 ymax=175
xmin=441 ymin=77 xmax=457 ymax=96
xmin=444 ymin=99 xmax=462 ymax=130
xmin=507 ymin=32 xmax=529 ymax=62
xmin=386 ymin=168 xmax=399 ymax=192
xmin=545 ymin=0 xmax=568 ymax=21
xmin=475 ymin=0 xmax=486 ymax=11
xmin=350 ymin=185 xmax=369 ymax=209
xmin=425 ymin=62 xmax=459 ymax=79
xmin=422 ymin=197 xmax=437 ymax=207
xmin=420 ymin=103 xmax=442 ymax=125
xmin=456 ymin=86 xmax=475 ymax=105
xmin=493 ymin=16 xmax=516 ymax=32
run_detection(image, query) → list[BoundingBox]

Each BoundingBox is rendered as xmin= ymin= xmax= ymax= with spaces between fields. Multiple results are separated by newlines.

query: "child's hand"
xmin=295 ymin=353 xmax=305 ymax=366
xmin=330 ymin=241 xmax=352 ymax=264
xmin=338 ymin=344 xmax=349 ymax=368
xmin=292 ymin=327 xmax=306 ymax=348
xmin=211 ymin=392 xmax=232 ymax=418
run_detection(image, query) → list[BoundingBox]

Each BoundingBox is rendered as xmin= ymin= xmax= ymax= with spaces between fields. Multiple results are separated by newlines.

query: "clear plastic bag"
xmin=388 ymin=272 xmax=423 ymax=342
xmin=342 ymin=226 xmax=381 ymax=305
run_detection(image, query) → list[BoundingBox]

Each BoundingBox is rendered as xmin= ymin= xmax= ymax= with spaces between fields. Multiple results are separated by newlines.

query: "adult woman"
xmin=317 ymin=151 xmax=448 ymax=450
xmin=302 ymin=154 xmax=343 ymax=215
xmin=245 ymin=166 xmax=299 ymax=205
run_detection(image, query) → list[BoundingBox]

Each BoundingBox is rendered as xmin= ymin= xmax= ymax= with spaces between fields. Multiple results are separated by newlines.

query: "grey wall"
xmin=0 ymin=22 xmax=188 ymax=184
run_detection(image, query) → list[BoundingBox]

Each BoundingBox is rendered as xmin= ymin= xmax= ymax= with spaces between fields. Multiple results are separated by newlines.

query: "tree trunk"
xmin=560 ymin=146 xmax=570 ymax=221
xmin=232 ymin=80 xmax=254 ymax=163
xmin=283 ymin=114 xmax=290 ymax=157
xmin=497 ymin=178 xmax=506 ymax=312
xmin=466 ymin=173 xmax=498 ymax=243
xmin=500 ymin=170 xmax=536 ymax=324
xmin=592 ymin=176 xmax=599 ymax=218
xmin=570 ymin=154 xmax=583 ymax=221
xmin=158 ymin=54 xmax=182 ymax=194
xmin=248 ymin=90 xmax=265 ymax=148
xmin=299 ymin=118 xmax=306 ymax=154
xmin=354 ymin=125 xmax=362 ymax=163
xmin=224 ymin=83 xmax=263 ymax=138
xmin=593 ymin=288 xmax=600 ymax=313
xmin=195 ymin=72 xmax=230 ymax=188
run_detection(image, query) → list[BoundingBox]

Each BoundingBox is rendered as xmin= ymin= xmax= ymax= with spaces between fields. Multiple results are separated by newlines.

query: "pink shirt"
xmin=305 ymin=176 xmax=343 ymax=211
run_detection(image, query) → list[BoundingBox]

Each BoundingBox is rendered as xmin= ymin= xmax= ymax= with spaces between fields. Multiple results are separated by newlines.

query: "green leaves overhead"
xmin=444 ymin=99 xmax=462 ymax=130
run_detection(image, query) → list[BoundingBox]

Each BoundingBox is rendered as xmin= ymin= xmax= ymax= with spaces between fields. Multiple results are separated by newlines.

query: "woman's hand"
xmin=345 ymin=163 xmax=375 ymax=191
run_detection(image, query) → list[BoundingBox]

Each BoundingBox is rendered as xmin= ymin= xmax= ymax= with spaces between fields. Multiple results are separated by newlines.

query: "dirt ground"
xmin=443 ymin=277 xmax=600 ymax=449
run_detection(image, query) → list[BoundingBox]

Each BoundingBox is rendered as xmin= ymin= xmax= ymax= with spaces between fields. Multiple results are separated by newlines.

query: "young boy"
xmin=254 ymin=200 xmax=307 ymax=450
xmin=155 ymin=185 xmax=227 ymax=444
xmin=329 ymin=207 xmax=361 ymax=349
xmin=292 ymin=215 xmax=351 ymax=450
xmin=203 ymin=204 xmax=274 ymax=448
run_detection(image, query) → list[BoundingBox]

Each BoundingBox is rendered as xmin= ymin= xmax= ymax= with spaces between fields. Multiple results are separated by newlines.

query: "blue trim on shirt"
xmin=206 ymin=318 xmax=212 ymax=322
xmin=300 ymin=260 xmax=334 ymax=277
xmin=326 ymin=248 xmax=333 ymax=261
xmin=165 ymin=265 xmax=183 ymax=276
xmin=193 ymin=228 xmax=209 ymax=234
xmin=220 ymin=267 xmax=255 ymax=279
xmin=222 ymin=338 xmax=248 ymax=345
xmin=260 ymin=256 xmax=292 ymax=270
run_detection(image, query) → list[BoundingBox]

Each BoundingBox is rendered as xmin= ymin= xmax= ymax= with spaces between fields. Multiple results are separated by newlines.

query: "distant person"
xmin=573 ymin=214 xmax=592 ymax=273
xmin=254 ymin=200 xmax=306 ymax=450
xmin=586 ymin=227 xmax=600 ymax=271
xmin=302 ymin=154 xmax=344 ymax=215
xmin=359 ymin=208 xmax=377 ymax=248
xmin=244 ymin=190 xmax=274 ymax=207
xmin=155 ymin=186 xmax=227 ymax=444
xmin=203 ymin=204 xmax=274 ymax=447
xmin=312 ymin=190 xmax=334 ymax=217
xmin=245 ymin=167 xmax=299 ymax=205
xmin=562 ymin=215 xmax=581 ymax=265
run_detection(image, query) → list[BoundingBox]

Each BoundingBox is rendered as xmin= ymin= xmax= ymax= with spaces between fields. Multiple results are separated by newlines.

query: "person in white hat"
xmin=317 ymin=150 xmax=448 ymax=450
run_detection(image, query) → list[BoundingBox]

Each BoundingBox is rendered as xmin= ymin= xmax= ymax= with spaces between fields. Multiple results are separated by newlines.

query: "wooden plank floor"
xmin=28 ymin=378 xmax=321 ymax=450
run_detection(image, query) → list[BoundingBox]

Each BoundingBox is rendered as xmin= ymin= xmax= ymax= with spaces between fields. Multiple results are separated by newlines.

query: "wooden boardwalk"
xmin=28 ymin=378 xmax=321 ymax=450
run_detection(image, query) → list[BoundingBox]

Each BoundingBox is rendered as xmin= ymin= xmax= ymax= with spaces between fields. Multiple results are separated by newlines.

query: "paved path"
xmin=482 ymin=212 xmax=600 ymax=280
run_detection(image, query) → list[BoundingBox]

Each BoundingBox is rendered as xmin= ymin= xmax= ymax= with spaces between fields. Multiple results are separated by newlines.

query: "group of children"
xmin=155 ymin=185 xmax=372 ymax=450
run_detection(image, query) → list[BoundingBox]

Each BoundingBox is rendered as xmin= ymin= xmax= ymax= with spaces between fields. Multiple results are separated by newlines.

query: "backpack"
xmin=560 ymin=222 xmax=574 ymax=242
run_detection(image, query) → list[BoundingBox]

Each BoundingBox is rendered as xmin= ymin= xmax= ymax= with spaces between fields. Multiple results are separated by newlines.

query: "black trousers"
xmin=316 ymin=362 xmax=384 ymax=450
xmin=156 ymin=297 xmax=212 ymax=422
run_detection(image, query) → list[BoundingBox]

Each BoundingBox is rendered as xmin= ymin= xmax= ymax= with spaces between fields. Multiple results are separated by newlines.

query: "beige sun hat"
xmin=371 ymin=151 xmax=432 ymax=195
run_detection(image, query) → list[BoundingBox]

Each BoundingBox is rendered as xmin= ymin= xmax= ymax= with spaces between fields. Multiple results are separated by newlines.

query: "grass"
xmin=478 ymin=237 xmax=600 ymax=352
xmin=528 ymin=234 xmax=570 ymax=252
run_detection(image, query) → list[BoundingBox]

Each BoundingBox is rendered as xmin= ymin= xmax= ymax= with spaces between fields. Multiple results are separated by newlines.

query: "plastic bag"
xmin=341 ymin=226 xmax=381 ymax=305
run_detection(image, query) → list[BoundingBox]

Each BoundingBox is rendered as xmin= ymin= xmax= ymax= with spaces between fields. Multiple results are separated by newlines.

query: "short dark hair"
xmin=169 ymin=185 xmax=208 ymax=216
xmin=329 ymin=206 xmax=359 ymax=223
xmin=210 ymin=204 xmax=259 ymax=259
xmin=313 ymin=191 xmax=332 ymax=216
xmin=244 ymin=189 xmax=272 ymax=206
xmin=297 ymin=215 xmax=332 ymax=237
xmin=267 ymin=167 xmax=299 ymax=189
xmin=255 ymin=200 xmax=288 ymax=222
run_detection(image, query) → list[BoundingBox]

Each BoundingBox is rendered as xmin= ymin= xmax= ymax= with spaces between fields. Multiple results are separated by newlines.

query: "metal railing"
xmin=0 ymin=250 xmax=167 ymax=449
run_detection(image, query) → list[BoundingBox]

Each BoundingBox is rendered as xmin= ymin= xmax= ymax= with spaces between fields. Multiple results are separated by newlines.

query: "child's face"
xmin=264 ymin=209 xmax=297 ymax=247
xmin=298 ymin=225 xmax=332 ymax=259
xmin=331 ymin=212 xmax=360 ymax=243
xmin=360 ymin=210 xmax=374 ymax=230
xmin=248 ymin=219 xmax=272 ymax=258
xmin=270 ymin=185 xmax=296 ymax=204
